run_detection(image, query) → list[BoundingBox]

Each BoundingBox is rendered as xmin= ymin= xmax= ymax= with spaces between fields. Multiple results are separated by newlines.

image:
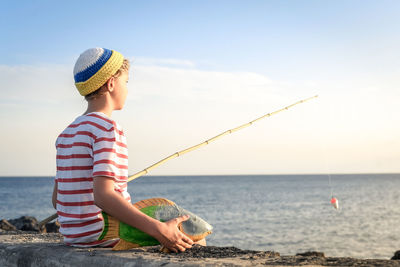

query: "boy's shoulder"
xmin=63 ymin=112 xmax=120 ymax=136
xmin=56 ymin=112 xmax=125 ymax=147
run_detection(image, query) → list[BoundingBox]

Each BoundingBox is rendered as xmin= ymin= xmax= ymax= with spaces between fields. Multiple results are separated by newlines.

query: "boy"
xmin=52 ymin=48 xmax=193 ymax=252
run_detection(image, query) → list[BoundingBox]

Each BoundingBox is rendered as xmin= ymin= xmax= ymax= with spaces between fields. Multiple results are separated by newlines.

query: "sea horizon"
xmin=1 ymin=172 xmax=400 ymax=178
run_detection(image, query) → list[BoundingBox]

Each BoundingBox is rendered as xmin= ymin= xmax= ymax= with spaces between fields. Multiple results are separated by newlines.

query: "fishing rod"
xmin=39 ymin=95 xmax=318 ymax=226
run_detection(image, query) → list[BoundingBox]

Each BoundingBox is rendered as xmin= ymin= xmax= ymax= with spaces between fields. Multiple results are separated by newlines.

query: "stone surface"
xmin=8 ymin=216 xmax=39 ymax=232
xmin=2 ymin=233 xmax=400 ymax=266
xmin=392 ymin=250 xmax=400 ymax=260
xmin=0 ymin=219 xmax=17 ymax=231
xmin=1 ymin=216 xmax=60 ymax=234
xmin=296 ymin=251 xmax=325 ymax=258
xmin=44 ymin=221 xmax=60 ymax=233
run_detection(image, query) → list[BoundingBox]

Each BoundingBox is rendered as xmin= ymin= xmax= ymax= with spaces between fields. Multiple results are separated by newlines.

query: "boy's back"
xmin=52 ymin=47 xmax=196 ymax=252
xmin=55 ymin=111 xmax=129 ymax=246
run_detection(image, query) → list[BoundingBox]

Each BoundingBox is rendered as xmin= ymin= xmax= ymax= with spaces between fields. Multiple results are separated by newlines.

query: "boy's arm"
xmin=93 ymin=176 xmax=193 ymax=252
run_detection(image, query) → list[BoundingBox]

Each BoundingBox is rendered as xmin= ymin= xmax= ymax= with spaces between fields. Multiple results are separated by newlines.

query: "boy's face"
xmin=112 ymin=71 xmax=129 ymax=110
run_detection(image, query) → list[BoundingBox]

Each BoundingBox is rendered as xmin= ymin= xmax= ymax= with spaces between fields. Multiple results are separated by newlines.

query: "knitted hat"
xmin=73 ymin=48 xmax=124 ymax=96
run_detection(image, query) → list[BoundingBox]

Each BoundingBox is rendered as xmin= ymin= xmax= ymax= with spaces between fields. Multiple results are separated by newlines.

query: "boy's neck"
xmin=84 ymin=97 xmax=113 ymax=117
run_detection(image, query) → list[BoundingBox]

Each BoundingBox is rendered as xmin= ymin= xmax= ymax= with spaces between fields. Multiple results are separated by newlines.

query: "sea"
xmin=1 ymin=174 xmax=399 ymax=259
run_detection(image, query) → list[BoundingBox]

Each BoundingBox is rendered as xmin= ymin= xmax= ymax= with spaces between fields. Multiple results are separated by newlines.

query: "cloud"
xmin=0 ymin=59 xmax=399 ymax=176
xmin=129 ymin=64 xmax=318 ymax=113
xmin=0 ymin=64 xmax=79 ymax=106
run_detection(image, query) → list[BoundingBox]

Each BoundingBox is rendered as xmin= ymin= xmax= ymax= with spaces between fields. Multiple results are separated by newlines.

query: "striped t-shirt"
xmin=55 ymin=112 xmax=130 ymax=247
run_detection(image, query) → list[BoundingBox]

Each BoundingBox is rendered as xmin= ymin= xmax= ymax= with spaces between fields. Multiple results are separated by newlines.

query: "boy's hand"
xmin=156 ymin=215 xmax=194 ymax=252
xmin=93 ymin=177 xmax=193 ymax=252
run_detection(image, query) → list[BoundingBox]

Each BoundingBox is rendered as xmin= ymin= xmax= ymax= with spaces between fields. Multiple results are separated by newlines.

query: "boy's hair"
xmin=73 ymin=48 xmax=127 ymax=97
xmin=85 ymin=59 xmax=130 ymax=101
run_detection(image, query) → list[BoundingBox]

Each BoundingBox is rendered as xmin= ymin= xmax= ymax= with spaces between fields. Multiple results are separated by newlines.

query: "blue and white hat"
xmin=73 ymin=48 xmax=124 ymax=96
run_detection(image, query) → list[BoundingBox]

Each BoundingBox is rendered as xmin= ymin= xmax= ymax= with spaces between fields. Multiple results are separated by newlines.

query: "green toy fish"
xmin=98 ymin=198 xmax=213 ymax=250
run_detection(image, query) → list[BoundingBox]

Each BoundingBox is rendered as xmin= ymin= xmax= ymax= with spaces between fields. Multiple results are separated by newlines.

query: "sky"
xmin=0 ymin=0 xmax=399 ymax=176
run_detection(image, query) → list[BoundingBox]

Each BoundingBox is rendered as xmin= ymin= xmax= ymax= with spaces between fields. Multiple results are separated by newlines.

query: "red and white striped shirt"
xmin=55 ymin=112 xmax=130 ymax=247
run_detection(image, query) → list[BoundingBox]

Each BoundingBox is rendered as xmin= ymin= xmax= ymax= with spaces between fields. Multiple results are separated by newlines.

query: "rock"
xmin=296 ymin=251 xmax=325 ymax=257
xmin=148 ymin=245 xmax=280 ymax=259
xmin=8 ymin=216 xmax=39 ymax=232
xmin=45 ymin=221 xmax=60 ymax=233
xmin=3 ymin=233 xmax=400 ymax=267
xmin=391 ymin=250 xmax=400 ymax=260
xmin=2 ymin=216 xmax=59 ymax=233
xmin=0 ymin=219 xmax=17 ymax=231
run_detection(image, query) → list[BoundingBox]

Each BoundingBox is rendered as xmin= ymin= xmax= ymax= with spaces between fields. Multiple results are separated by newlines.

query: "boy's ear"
xmin=105 ymin=76 xmax=116 ymax=92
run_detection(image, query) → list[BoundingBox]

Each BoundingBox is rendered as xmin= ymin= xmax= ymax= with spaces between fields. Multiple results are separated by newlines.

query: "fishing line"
xmin=328 ymin=174 xmax=333 ymax=198
xmin=324 ymin=147 xmax=335 ymax=204
xmin=318 ymin=98 xmax=339 ymax=210
xmin=322 ymin=140 xmax=334 ymax=198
